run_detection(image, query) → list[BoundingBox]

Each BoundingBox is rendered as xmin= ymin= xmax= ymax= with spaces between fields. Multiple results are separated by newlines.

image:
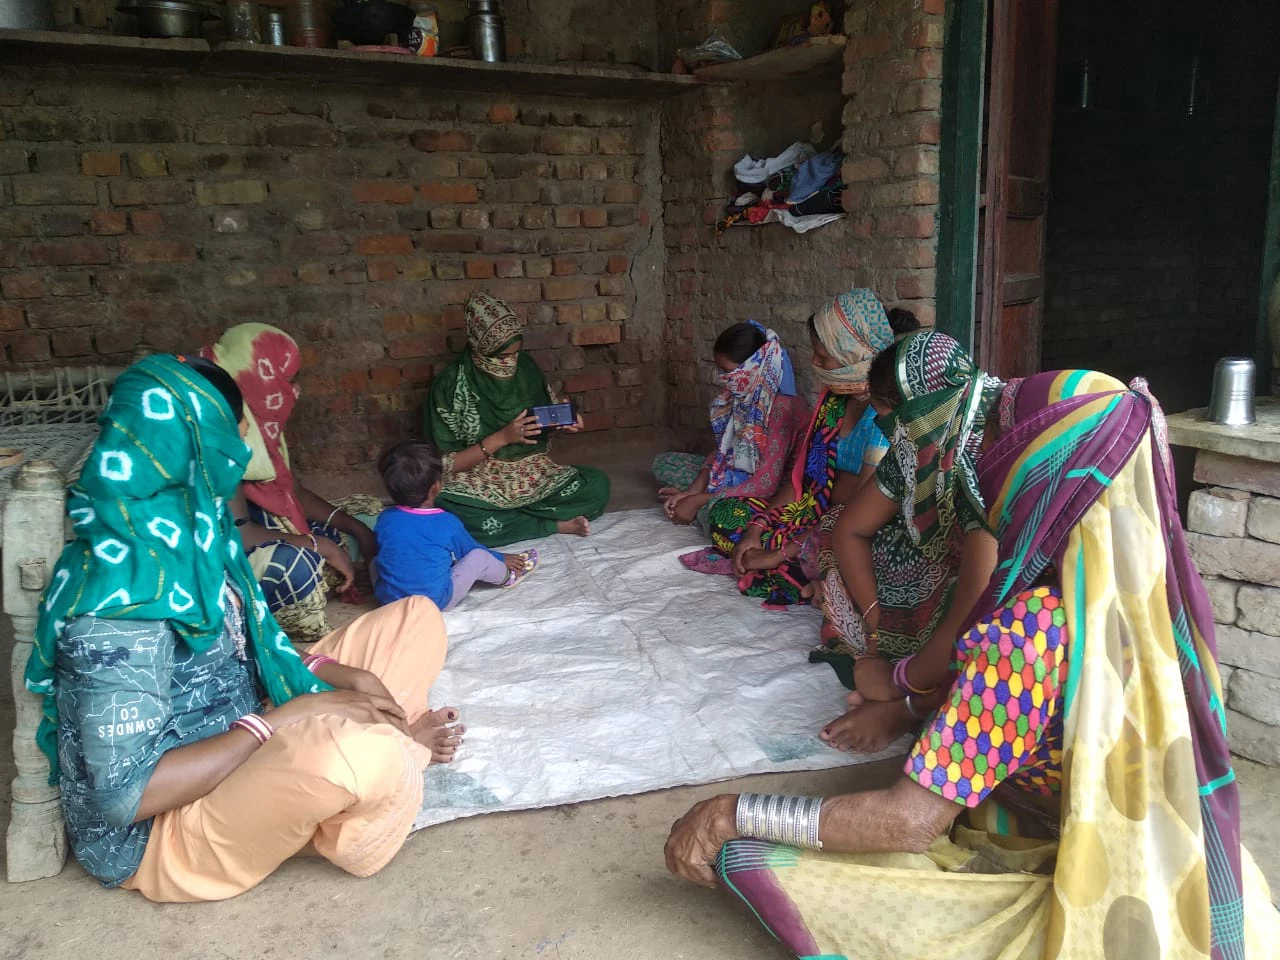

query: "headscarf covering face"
xmin=811 ymin=287 xmax=895 ymax=396
xmin=200 ymin=323 xmax=307 ymax=534
xmin=26 ymin=354 xmax=327 ymax=780
xmin=876 ymin=331 xmax=1004 ymax=559
xmin=467 ymin=293 xmax=523 ymax=380
xmin=708 ymin=322 xmax=797 ymax=492
xmin=426 ymin=293 xmax=554 ymax=458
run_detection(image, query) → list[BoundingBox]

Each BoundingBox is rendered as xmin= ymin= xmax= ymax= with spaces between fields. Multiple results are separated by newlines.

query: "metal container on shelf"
xmin=117 ymin=0 xmax=220 ymax=37
xmin=227 ymin=0 xmax=261 ymax=41
xmin=0 ymin=0 xmax=55 ymax=30
xmin=466 ymin=0 xmax=504 ymax=62
xmin=262 ymin=7 xmax=286 ymax=43
xmin=289 ymin=0 xmax=328 ymax=46
xmin=1206 ymin=357 xmax=1257 ymax=426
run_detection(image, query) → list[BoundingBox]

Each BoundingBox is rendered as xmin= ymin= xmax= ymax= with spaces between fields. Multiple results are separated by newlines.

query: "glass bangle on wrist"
xmin=230 ymin=712 xmax=273 ymax=745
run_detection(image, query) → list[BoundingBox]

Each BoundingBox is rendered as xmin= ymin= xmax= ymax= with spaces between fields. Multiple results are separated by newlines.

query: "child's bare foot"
xmin=411 ymin=707 xmax=466 ymax=763
xmin=557 ymin=516 xmax=590 ymax=537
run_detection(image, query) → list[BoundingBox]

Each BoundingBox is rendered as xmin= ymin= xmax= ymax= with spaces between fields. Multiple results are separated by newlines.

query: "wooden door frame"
xmin=935 ymin=0 xmax=988 ymax=351
xmin=1258 ymin=84 xmax=1280 ymax=389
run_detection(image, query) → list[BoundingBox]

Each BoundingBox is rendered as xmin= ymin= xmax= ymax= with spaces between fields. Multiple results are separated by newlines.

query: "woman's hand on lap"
xmin=267 ymin=689 xmax=409 ymax=735
xmin=317 ymin=537 xmax=356 ymax=592
xmin=731 ymin=527 xmax=764 ymax=575
xmin=312 ymin=661 xmax=398 ymax=711
xmin=664 ymin=794 xmax=737 ymax=888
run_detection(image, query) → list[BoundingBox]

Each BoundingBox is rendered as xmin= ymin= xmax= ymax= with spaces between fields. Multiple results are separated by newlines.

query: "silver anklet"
xmin=735 ymin=793 xmax=823 ymax=849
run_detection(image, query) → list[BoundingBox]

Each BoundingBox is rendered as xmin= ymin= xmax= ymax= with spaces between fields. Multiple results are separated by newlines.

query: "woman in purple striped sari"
xmin=664 ymin=333 xmax=1275 ymax=960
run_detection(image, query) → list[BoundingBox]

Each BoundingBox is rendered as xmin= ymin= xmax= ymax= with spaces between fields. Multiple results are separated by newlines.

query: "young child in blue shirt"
xmin=374 ymin=441 xmax=537 ymax=611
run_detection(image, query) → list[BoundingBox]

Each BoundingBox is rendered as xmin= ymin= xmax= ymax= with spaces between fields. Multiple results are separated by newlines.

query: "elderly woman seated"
xmin=666 ymin=334 xmax=1277 ymax=958
xmin=26 ymin=354 xmax=463 ymax=901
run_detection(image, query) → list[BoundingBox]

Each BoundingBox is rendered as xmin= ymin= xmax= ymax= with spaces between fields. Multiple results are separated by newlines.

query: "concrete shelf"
xmin=693 ymin=34 xmax=846 ymax=82
xmin=0 ymin=29 xmax=702 ymax=99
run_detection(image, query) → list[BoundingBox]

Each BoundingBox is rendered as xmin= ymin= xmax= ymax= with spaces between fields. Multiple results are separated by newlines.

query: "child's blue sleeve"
xmin=449 ymin=516 xmax=504 ymax=563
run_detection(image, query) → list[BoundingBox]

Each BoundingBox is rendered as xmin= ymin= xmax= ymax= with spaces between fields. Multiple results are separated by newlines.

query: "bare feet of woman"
xmin=819 ymin=698 xmax=914 ymax=754
xmin=556 ymin=516 xmax=590 ymax=537
xmin=410 ymin=706 xmax=466 ymax=763
xmin=740 ymin=547 xmax=784 ymax=572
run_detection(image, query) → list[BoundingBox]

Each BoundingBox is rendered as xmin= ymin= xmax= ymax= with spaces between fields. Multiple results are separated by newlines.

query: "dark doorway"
xmin=1038 ymin=0 xmax=1280 ymax=413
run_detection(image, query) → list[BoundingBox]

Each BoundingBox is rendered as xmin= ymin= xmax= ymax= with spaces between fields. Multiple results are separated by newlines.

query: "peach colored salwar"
xmin=122 ymin=596 xmax=445 ymax=902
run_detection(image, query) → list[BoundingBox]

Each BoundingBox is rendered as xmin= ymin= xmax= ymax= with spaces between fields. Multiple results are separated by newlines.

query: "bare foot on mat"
xmin=411 ymin=707 xmax=466 ymax=763
xmin=557 ymin=516 xmax=590 ymax=537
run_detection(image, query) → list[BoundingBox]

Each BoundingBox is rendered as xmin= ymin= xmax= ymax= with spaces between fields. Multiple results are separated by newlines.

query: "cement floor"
xmin=2 ymin=434 xmax=1277 ymax=959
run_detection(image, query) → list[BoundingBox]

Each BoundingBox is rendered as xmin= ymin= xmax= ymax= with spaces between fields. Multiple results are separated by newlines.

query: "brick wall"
xmin=0 ymin=68 xmax=663 ymax=471
xmin=659 ymin=0 xmax=944 ymax=445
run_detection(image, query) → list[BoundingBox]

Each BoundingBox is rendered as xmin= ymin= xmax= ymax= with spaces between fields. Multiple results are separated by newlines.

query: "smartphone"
xmin=531 ymin=401 xmax=578 ymax=429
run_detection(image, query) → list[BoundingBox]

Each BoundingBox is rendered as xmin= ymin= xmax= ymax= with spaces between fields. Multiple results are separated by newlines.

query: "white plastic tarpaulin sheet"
xmin=413 ymin=508 xmax=903 ymax=831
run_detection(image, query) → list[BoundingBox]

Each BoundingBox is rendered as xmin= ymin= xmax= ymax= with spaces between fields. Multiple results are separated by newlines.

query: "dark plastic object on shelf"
xmin=331 ymin=0 xmax=414 ymax=47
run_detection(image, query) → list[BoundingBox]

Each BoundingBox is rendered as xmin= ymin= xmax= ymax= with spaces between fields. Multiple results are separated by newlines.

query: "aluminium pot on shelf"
xmin=116 ymin=0 xmax=221 ymax=37
xmin=0 ymin=0 xmax=55 ymax=29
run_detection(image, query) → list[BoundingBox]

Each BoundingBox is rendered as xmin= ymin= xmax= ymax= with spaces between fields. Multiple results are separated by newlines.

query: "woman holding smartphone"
xmin=425 ymin=292 xmax=611 ymax=547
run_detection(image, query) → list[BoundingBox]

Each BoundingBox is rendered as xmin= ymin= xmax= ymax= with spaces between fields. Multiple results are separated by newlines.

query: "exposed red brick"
xmin=410 ymin=130 xmax=472 ymax=152
xmin=420 ymin=182 xmax=479 ymax=204
xmin=555 ymin=304 xmax=583 ymax=324
xmin=604 ymin=183 xmax=641 ymax=204
xmin=908 ymin=21 xmax=944 ymax=48
xmin=606 ymin=255 xmax=629 ymax=274
xmin=874 ymin=210 xmax=935 ymax=238
xmin=581 ymin=207 xmax=608 ymax=228
xmin=489 ymin=103 xmax=517 ymax=124
xmin=570 ymin=323 xmax=622 ymax=346
xmin=91 ymin=210 xmax=127 ymax=235
xmin=51 ymin=328 xmax=93 ymax=357
xmin=895 ymin=270 xmax=937 ymax=300
xmin=120 ymin=238 xmax=197 ymax=263
xmin=552 ymin=256 xmax=579 ymax=276
xmin=81 ymin=151 xmax=122 ymax=176
xmin=366 ymin=260 xmax=399 ymax=282
xmin=563 ymin=369 xmax=613 ymax=393
xmin=370 ymin=364 xmax=401 ymax=389
xmin=26 ymin=240 xmax=112 ymax=266
xmin=356 ymin=234 xmax=414 ymax=256
xmin=9 ymin=332 xmax=51 ymax=362
xmin=554 ymin=207 xmax=581 ymax=228
xmin=0 ymin=306 xmax=25 ymax=331
xmin=129 ymin=210 xmax=165 ymax=235
xmin=494 ymin=258 xmax=523 ymax=278
xmin=354 ymin=181 xmax=416 ymax=204
xmin=2 ymin=273 xmax=45 ymax=298
xmin=465 ymin=259 xmax=495 ymax=279
xmin=580 ymin=412 xmax=614 ymax=431
xmin=543 ymin=278 xmax=597 ymax=301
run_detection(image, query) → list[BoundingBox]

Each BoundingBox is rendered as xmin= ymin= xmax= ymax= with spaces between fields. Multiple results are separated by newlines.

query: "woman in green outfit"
xmin=425 ymin=292 xmax=611 ymax=548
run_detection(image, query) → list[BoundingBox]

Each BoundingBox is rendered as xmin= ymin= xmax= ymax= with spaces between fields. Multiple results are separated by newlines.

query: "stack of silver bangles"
xmin=736 ymin=793 xmax=823 ymax=850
